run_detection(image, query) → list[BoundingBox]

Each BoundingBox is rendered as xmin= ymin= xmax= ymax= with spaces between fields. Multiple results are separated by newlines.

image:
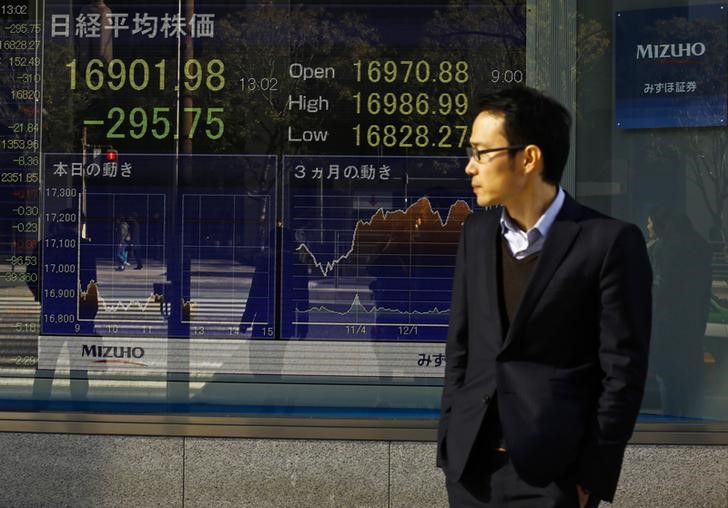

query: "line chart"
xmin=40 ymin=153 xmax=276 ymax=339
xmin=282 ymin=155 xmax=472 ymax=341
xmin=296 ymin=197 xmax=471 ymax=277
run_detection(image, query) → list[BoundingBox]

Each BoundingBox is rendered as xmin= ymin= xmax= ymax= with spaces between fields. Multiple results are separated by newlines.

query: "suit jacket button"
xmin=482 ymin=396 xmax=490 ymax=405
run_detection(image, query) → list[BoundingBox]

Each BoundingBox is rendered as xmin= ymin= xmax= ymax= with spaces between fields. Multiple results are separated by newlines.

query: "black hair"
xmin=475 ymin=86 xmax=571 ymax=185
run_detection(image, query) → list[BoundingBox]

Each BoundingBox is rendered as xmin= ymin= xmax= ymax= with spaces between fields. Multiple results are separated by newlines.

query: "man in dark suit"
xmin=437 ymin=86 xmax=652 ymax=507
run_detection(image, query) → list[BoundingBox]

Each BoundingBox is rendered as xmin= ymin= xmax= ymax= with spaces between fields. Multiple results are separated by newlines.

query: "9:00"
xmin=352 ymin=124 xmax=468 ymax=148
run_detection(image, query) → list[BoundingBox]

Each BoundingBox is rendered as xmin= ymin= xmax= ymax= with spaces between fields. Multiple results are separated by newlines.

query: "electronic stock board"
xmin=0 ymin=0 xmax=525 ymax=381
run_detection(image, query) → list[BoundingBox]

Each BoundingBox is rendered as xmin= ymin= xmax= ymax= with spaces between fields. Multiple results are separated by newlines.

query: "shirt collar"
xmin=499 ymin=186 xmax=565 ymax=239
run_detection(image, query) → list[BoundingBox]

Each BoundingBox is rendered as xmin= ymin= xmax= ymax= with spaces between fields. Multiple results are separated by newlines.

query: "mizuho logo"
xmin=81 ymin=344 xmax=145 ymax=359
xmin=636 ymin=43 xmax=706 ymax=59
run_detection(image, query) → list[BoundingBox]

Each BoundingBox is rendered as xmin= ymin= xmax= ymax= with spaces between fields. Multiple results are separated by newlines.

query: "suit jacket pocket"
xmin=498 ymin=387 xmax=588 ymax=484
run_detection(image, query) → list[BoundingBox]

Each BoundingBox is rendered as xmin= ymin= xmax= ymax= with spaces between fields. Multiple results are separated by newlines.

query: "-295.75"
xmin=84 ymin=107 xmax=224 ymax=140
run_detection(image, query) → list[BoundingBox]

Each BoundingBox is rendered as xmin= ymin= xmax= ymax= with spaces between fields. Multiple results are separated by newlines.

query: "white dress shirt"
xmin=499 ymin=187 xmax=565 ymax=260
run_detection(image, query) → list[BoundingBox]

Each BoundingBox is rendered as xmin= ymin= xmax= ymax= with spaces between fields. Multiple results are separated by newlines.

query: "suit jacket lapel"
xmin=501 ymin=194 xmax=583 ymax=351
xmin=475 ymin=212 xmax=505 ymax=341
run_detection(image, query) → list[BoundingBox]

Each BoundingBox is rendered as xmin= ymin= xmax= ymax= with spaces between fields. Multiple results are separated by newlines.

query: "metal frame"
xmin=631 ymin=423 xmax=728 ymax=445
xmin=0 ymin=412 xmax=726 ymax=444
xmin=0 ymin=412 xmax=435 ymax=440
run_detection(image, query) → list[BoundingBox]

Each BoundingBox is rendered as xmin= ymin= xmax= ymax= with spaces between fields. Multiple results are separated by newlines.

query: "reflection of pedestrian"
xmin=241 ymin=225 xmax=311 ymax=339
xmin=116 ymin=217 xmax=131 ymax=270
xmin=647 ymin=207 xmax=712 ymax=417
xmin=31 ymin=209 xmax=98 ymax=408
xmin=26 ymin=210 xmax=98 ymax=325
xmin=127 ymin=212 xmax=143 ymax=269
xmin=239 ymin=252 xmax=275 ymax=337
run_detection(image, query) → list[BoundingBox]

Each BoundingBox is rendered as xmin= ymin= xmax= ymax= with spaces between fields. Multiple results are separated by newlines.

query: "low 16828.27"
xmin=352 ymin=123 xmax=468 ymax=148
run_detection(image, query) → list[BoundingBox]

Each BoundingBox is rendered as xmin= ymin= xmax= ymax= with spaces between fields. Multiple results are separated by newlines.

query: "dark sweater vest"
xmin=474 ymin=236 xmax=541 ymax=456
xmin=499 ymin=238 xmax=541 ymax=328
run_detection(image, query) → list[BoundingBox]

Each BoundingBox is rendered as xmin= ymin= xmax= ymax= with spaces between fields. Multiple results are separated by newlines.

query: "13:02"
xmin=239 ymin=76 xmax=279 ymax=91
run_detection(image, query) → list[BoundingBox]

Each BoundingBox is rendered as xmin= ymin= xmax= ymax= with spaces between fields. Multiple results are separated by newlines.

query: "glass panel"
xmin=0 ymin=0 xmax=526 ymax=415
xmin=577 ymin=0 xmax=726 ymax=422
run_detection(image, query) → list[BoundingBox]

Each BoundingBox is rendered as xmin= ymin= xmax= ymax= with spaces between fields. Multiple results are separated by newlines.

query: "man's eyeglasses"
xmin=466 ymin=145 xmax=527 ymax=163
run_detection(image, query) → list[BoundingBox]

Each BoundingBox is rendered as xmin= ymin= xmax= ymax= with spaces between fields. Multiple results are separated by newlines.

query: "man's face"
xmin=466 ymin=112 xmax=527 ymax=208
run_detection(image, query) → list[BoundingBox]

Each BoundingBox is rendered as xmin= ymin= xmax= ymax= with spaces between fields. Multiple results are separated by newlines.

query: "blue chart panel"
xmin=181 ymin=156 xmax=276 ymax=338
xmin=282 ymin=156 xmax=472 ymax=341
xmin=41 ymin=153 xmax=177 ymax=337
xmin=41 ymin=154 xmax=276 ymax=339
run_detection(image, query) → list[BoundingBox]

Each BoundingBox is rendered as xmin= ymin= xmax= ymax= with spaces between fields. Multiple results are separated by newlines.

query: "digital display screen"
xmin=0 ymin=0 xmax=525 ymax=406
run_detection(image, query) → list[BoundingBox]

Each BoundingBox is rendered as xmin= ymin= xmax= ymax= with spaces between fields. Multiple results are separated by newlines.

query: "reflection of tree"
xmin=421 ymin=0 xmax=526 ymax=116
xmin=416 ymin=0 xmax=605 ymax=137
xmin=42 ymin=42 xmax=94 ymax=152
xmin=643 ymin=16 xmax=726 ymax=95
xmin=42 ymin=39 xmax=178 ymax=153
xmin=640 ymin=14 xmax=728 ymax=246
xmin=686 ymin=131 xmax=728 ymax=246
xmin=644 ymin=127 xmax=728 ymax=257
xmin=209 ymin=2 xmax=379 ymax=158
xmin=575 ymin=16 xmax=609 ymax=86
xmin=528 ymin=2 xmax=609 ymax=101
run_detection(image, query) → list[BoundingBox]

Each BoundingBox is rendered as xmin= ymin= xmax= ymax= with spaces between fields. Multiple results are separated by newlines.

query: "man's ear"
xmin=522 ymin=144 xmax=543 ymax=176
